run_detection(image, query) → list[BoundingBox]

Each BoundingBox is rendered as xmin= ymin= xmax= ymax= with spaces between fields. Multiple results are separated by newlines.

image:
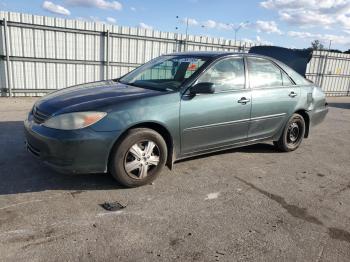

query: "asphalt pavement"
xmin=0 ymin=97 xmax=349 ymax=261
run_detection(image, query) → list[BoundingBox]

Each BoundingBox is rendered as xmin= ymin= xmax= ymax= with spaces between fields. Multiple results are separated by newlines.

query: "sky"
xmin=1 ymin=0 xmax=350 ymax=51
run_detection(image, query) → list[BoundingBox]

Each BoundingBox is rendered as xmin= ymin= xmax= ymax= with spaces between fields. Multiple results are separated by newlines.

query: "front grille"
xmin=33 ymin=106 xmax=50 ymax=124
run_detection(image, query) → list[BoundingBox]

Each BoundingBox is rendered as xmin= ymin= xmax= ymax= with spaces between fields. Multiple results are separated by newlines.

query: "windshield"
xmin=119 ymin=55 xmax=208 ymax=91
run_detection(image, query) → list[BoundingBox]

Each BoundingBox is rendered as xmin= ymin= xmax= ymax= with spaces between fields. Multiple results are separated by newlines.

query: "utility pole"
xmin=234 ymin=21 xmax=249 ymax=45
xmin=175 ymin=16 xmax=190 ymax=52
xmin=185 ymin=18 xmax=189 ymax=51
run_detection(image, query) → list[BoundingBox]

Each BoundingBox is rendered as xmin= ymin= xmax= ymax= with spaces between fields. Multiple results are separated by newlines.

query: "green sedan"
xmin=24 ymin=52 xmax=328 ymax=187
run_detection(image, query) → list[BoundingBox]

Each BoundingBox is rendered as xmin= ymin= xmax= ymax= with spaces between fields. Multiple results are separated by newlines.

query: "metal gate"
xmin=306 ymin=50 xmax=350 ymax=96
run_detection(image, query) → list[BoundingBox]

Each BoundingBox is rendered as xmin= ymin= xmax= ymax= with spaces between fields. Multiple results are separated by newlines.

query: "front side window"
xmin=120 ymin=56 xmax=207 ymax=91
xmin=197 ymin=57 xmax=245 ymax=92
xmin=247 ymin=57 xmax=284 ymax=88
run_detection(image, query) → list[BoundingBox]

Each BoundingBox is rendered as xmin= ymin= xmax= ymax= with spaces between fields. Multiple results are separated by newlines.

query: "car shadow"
xmin=0 ymin=121 xmax=122 ymax=195
xmin=328 ymin=102 xmax=350 ymax=110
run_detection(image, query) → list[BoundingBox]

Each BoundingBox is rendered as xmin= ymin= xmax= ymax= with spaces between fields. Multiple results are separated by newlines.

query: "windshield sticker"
xmin=188 ymin=64 xmax=197 ymax=71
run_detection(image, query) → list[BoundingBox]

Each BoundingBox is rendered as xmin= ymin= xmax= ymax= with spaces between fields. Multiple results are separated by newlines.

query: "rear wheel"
xmin=274 ymin=113 xmax=305 ymax=152
xmin=109 ymin=128 xmax=167 ymax=187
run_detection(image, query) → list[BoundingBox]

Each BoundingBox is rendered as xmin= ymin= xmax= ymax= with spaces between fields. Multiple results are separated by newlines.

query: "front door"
xmin=180 ymin=57 xmax=251 ymax=154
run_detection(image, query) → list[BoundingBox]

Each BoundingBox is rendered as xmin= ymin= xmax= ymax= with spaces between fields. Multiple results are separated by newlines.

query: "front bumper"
xmin=24 ymin=115 xmax=121 ymax=174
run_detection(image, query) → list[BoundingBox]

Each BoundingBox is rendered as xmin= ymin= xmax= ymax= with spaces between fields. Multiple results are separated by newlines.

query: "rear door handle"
xmin=289 ymin=91 xmax=297 ymax=98
xmin=238 ymin=97 xmax=250 ymax=104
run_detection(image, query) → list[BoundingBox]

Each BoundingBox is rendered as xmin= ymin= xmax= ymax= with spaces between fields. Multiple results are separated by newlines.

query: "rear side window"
xmin=197 ymin=57 xmax=245 ymax=92
xmin=278 ymin=63 xmax=311 ymax=85
xmin=247 ymin=57 xmax=283 ymax=88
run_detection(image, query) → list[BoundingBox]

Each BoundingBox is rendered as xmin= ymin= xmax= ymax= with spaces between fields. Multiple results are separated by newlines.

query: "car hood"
xmin=35 ymin=80 xmax=165 ymax=115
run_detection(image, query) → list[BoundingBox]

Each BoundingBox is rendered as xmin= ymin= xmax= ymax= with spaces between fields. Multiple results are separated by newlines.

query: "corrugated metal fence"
xmin=0 ymin=12 xmax=254 ymax=96
xmin=0 ymin=12 xmax=349 ymax=96
xmin=306 ymin=51 xmax=350 ymax=96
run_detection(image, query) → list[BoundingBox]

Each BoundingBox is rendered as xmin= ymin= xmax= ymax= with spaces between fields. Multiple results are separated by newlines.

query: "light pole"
xmin=328 ymin=39 xmax=332 ymax=50
xmin=234 ymin=21 xmax=249 ymax=45
xmin=176 ymin=16 xmax=189 ymax=51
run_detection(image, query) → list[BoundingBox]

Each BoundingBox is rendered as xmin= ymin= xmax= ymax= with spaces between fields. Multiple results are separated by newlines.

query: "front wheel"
xmin=109 ymin=128 xmax=167 ymax=187
xmin=274 ymin=113 xmax=305 ymax=152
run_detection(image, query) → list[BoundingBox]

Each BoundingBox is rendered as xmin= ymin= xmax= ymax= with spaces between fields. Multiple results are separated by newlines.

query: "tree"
xmin=344 ymin=49 xmax=350 ymax=54
xmin=311 ymin=40 xmax=324 ymax=50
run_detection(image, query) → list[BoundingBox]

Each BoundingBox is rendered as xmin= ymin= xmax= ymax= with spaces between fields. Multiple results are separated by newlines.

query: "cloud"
xmin=255 ymin=20 xmax=282 ymax=34
xmin=181 ymin=17 xmax=199 ymax=26
xmin=261 ymin=0 xmax=350 ymax=12
xmin=279 ymin=9 xmax=334 ymax=27
xmin=217 ymin=22 xmax=234 ymax=30
xmin=202 ymin=20 xmax=217 ymax=29
xmin=42 ymin=1 xmax=71 ymax=15
xmin=338 ymin=14 xmax=350 ymax=29
xmin=260 ymin=0 xmax=350 ymax=29
xmin=201 ymin=20 xmax=235 ymax=30
xmin=138 ymin=22 xmax=153 ymax=30
xmin=106 ymin=17 xmax=117 ymax=24
xmin=288 ymin=31 xmax=315 ymax=38
xmin=65 ymin=0 xmax=122 ymax=10
xmin=130 ymin=6 xmax=136 ymax=11
xmin=242 ymin=36 xmax=273 ymax=45
xmin=288 ymin=30 xmax=350 ymax=45
xmin=256 ymin=35 xmax=273 ymax=45
xmin=261 ymin=0 xmax=312 ymax=10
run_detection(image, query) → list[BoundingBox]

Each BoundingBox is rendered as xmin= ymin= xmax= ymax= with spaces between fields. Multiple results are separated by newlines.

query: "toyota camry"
xmin=24 ymin=52 xmax=328 ymax=187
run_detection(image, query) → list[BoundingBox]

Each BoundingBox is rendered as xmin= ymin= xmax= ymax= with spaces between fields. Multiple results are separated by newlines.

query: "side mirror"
xmin=190 ymin=82 xmax=215 ymax=94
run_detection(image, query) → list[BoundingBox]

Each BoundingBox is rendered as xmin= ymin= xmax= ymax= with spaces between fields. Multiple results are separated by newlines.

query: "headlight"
xmin=43 ymin=111 xmax=107 ymax=130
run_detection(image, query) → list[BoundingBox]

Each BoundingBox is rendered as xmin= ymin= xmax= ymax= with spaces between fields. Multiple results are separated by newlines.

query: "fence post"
xmin=319 ymin=51 xmax=329 ymax=89
xmin=3 ymin=19 xmax=12 ymax=97
xmin=314 ymin=51 xmax=323 ymax=86
xmin=105 ymin=30 xmax=110 ymax=79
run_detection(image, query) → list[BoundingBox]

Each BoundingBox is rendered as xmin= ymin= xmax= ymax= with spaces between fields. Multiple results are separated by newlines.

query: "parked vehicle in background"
xmin=24 ymin=52 xmax=328 ymax=187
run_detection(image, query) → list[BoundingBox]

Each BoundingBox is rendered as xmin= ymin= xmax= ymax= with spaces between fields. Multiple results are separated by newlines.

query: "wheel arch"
xmin=294 ymin=109 xmax=310 ymax=138
xmin=108 ymin=121 xmax=175 ymax=171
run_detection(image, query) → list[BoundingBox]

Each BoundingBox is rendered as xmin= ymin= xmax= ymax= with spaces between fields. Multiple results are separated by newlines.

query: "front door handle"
xmin=238 ymin=97 xmax=250 ymax=104
xmin=289 ymin=91 xmax=297 ymax=98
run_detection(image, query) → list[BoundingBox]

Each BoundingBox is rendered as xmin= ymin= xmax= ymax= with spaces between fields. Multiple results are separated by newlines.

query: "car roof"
xmin=168 ymin=51 xmax=244 ymax=58
xmin=168 ymin=51 xmax=271 ymax=59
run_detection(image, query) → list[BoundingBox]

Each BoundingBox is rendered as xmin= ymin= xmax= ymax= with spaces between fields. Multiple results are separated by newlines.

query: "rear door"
xmin=180 ymin=56 xmax=251 ymax=154
xmin=246 ymin=56 xmax=300 ymax=140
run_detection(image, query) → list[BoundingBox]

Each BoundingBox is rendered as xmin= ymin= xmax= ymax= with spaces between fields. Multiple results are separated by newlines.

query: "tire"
xmin=109 ymin=128 xmax=167 ymax=187
xmin=274 ymin=113 xmax=306 ymax=152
